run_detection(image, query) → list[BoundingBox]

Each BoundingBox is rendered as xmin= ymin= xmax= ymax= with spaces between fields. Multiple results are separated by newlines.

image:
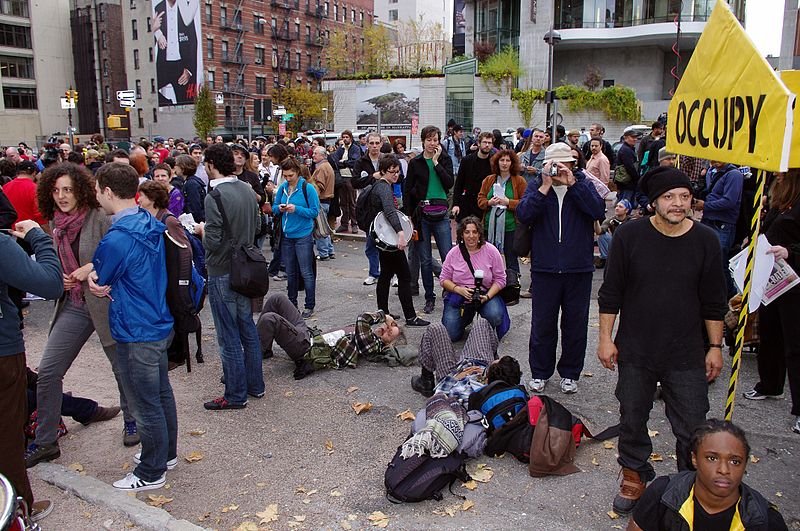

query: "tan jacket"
xmin=310 ymin=160 xmax=335 ymax=200
xmin=477 ymin=174 xmax=527 ymax=223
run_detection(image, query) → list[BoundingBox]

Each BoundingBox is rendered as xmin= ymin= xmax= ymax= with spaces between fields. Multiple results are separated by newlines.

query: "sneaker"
xmin=351 ymin=225 xmax=359 ymax=234
xmin=560 ymin=378 xmax=578 ymax=394
xmin=594 ymin=258 xmax=606 ymax=269
xmin=335 ymin=225 xmax=348 ymax=234
xmin=363 ymin=276 xmax=377 ymax=286
xmin=293 ymin=359 xmax=315 ymax=380
xmin=30 ymin=500 xmax=53 ymax=523
xmin=318 ymin=255 xmax=330 ymax=261
xmin=406 ymin=316 xmax=430 ymax=327
xmin=301 ymin=308 xmax=314 ymax=319
xmin=527 ymin=378 xmax=548 ymax=394
xmin=123 ymin=420 xmax=140 ymax=447
xmin=262 ymin=348 xmax=274 ymax=359
xmin=271 ymin=274 xmax=285 ymax=282
xmin=423 ymin=299 xmax=435 ymax=314
xmin=82 ymin=405 xmax=121 ymax=426
xmin=249 ymin=391 xmax=266 ymax=398
xmin=520 ymin=290 xmax=532 ymax=299
xmin=112 ymin=472 xmax=166 ymax=492
xmin=204 ymin=397 xmax=247 ymax=410
xmin=329 ymin=254 xmax=336 ymax=259
xmin=742 ymin=388 xmax=784 ymax=400
xmin=793 ymin=417 xmax=800 ymax=435
xmin=133 ymin=452 xmax=178 ymax=470
xmin=391 ymin=278 xmax=398 ymax=287
xmin=613 ymin=467 xmax=646 ymax=515
xmin=25 ymin=443 xmax=60 ymax=468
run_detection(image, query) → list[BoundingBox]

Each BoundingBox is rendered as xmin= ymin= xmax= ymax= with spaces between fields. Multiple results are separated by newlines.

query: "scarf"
xmin=401 ymin=393 xmax=467 ymax=458
xmin=487 ymin=175 xmax=509 ymax=252
xmin=453 ymin=138 xmax=463 ymax=161
xmin=53 ymin=208 xmax=87 ymax=306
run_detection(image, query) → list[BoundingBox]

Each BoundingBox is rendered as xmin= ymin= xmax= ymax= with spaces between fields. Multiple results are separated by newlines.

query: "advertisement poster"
xmin=152 ymin=0 xmax=204 ymax=107
xmin=356 ymin=79 xmax=420 ymax=130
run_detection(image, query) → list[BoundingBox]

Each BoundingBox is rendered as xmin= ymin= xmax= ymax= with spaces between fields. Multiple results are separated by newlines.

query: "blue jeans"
xmin=703 ymin=218 xmax=737 ymax=297
xmin=598 ymin=232 xmax=613 ymax=259
xmin=315 ymin=202 xmax=335 ymax=258
xmin=282 ymin=233 xmax=316 ymax=310
xmin=208 ymin=275 xmax=264 ymax=404
xmin=419 ymin=217 xmax=452 ymax=301
xmin=116 ymin=334 xmax=177 ymax=482
xmin=364 ymin=233 xmax=380 ymax=278
xmin=442 ymin=294 xmax=506 ymax=342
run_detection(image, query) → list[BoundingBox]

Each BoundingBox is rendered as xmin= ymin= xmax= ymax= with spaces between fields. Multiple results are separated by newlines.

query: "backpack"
xmin=385 ymin=440 xmax=471 ymax=503
xmin=467 ymin=380 xmax=528 ymax=433
xmin=303 ymin=326 xmax=336 ymax=370
xmin=162 ymin=221 xmax=206 ymax=335
xmin=355 ymin=183 xmax=375 ymax=232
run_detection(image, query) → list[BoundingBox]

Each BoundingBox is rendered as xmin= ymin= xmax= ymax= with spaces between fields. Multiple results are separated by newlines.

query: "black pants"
xmin=616 ymin=363 xmax=709 ymax=482
xmin=0 ymin=353 xmax=34 ymax=507
xmin=755 ymin=289 xmax=800 ymax=415
xmin=377 ymin=248 xmax=415 ymax=319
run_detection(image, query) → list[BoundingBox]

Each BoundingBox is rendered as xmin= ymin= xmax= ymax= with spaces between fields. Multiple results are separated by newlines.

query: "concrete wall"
xmin=31 ymin=0 xmax=74 ymax=137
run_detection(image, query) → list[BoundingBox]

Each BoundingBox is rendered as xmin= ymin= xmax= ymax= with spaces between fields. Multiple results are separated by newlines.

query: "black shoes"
xmin=411 ymin=368 xmax=435 ymax=397
xmin=406 ymin=316 xmax=430 ymax=327
xmin=293 ymin=359 xmax=315 ymax=380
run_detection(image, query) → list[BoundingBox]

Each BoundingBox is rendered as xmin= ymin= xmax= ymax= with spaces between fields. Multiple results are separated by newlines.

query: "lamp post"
xmin=543 ymin=26 xmax=561 ymax=141
xmin=322 ymin=107 xmax=328 ymax=133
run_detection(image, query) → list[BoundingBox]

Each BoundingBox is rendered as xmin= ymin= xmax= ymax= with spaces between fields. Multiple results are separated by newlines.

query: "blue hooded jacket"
xmin=92 ymin=208 xmax=173 ymax=343
xmin=272 ymin=178 xmax=320 ymax=239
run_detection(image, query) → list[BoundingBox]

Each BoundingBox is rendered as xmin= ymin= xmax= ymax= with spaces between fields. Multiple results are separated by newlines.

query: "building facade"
xmin=462 ymin=0 xmax=746 ymax=120
xmin=0 ymin=0 xmax=74 ymax=147
xmin=779 ymin=0 xmax=799 ymax=71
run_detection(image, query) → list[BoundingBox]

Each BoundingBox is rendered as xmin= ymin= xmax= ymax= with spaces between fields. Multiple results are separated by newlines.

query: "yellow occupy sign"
xmin=780 ymin=70 xmax=800 ymax=168
xmin=667 ymin=0 xmax=793 ymax=172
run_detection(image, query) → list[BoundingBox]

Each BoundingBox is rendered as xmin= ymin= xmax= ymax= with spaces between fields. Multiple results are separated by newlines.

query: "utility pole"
xmin=64 ymin=86 xmax=78 ymax=147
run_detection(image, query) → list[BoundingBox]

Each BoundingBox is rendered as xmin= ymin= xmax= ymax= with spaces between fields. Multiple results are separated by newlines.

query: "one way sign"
xmin=116 ymin=90 xmax=135 ymax=100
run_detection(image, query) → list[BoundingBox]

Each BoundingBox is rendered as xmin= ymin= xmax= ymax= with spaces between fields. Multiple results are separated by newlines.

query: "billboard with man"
xmin=152 ymin=0 xmax=204 ymax=107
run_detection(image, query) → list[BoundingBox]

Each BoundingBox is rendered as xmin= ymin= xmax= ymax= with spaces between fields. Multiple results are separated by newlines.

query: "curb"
xmin=32 ymin=463 xmax=205 ymax=531
xmin=332 ymin=230 xmax=444 ymax=251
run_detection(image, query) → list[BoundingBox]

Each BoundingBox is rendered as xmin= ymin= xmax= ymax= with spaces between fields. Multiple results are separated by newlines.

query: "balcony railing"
xmin=306 ymin=36 xmax=325 ymax=48
xmin=271 ymin=27 xmax=296 ymax=41
xmin=220 ymin=19 xmax=244 ymax=31
xmin=270 ymin=0 xmax=299 ymax=9
xmin=221 ymin=52 xmax=247 ymax=65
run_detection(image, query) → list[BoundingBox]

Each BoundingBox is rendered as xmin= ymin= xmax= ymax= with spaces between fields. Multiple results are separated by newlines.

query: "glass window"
xmin=207 ymin=70 xmax=215 ymax=89
xmin=101 ymin=31 xmax=107 ymax=49
xmin=148 ymin=47 xmax=154 ymax=62
xmin=151 ymin=78 xmax=155 ymax=93
xmin=220 ymin=6 xmax=227 ymax=26
xmin=153 ymin=107 xmax=158 ymax=123
xmin=0 ymin=0 xmax=29 ymax=18
xmin=132 ymin=19 xmax=138 ymax=40
xmin=256 ymin=76 xmax=265 ymax=94
xmin=388 ymin=9 xmax=397 ymax=21
xmin=0 ymin=23 xmax=31 ymax=48
xmin=102 ymin=58 xmax=109 ymax=77
xmin=104 ymin=85 xmax=110 ymax=103
xmin=207 ymin=37 xmax=214 ymax=58
xmin=0 ymin=55 xmax=34 ymax=78
xmin=137 ymin=109 xmax=144 ymax=129
xmin=3 ymin=86 xmax=36 ymax=109
xmin=255 ymin=47 xmax=265 ymax=64
xmin=134 ymin=49 xmax=140 ymax=69
xmin=205 ymin=3 xmax=212 ymax=24
xmin=135 ymin=79 xmax=142 ymax=98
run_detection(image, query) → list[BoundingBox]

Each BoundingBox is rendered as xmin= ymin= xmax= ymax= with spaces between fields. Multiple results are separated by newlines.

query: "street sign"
xmin=278 ymin=123 xmax=286 ymax=135
xmin=273 ymin=108 xmax=286 ymax=116
xmin=119 ymin=99 xmax=136 ymax=108
xmin=60 ymin=97 xmax=75 ymax=110
xmin=215 ymin=93 xmax=224 ymax=105
xmin=116 ymin=90 xmax=136 ymax=100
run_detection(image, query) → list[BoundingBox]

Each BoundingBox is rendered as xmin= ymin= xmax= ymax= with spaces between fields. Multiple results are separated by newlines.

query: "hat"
xmin=544 ymin=142 xmax=576 ymax=163
xmin=229 ymin=143 xmax=249 ymax=154
xmin=567 ymin=129 xmax=580 ymax=137
xmin=623 ymin=128 xmax=642 ymax=138
xmin=522 ymin=129 xmax=532 ymax=139
xmin=17 ymin=161 xmax=37 ymax=174
xmin=85 ymin=149 xmax=100 ymax=159
xmin=658 ymin=146 xmax=676 ymax=162
xmin=639 ymin=166 xmax=692 ymax=201
xmin=616 ymin=199 xmax=633 ymax=213
xmin=153 ymin=136 xmax=166 ymax=143
xmin=453 ymin=124 xmax=464 ymax=132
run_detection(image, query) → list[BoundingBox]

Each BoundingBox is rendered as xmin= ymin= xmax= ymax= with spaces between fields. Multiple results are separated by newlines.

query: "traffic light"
xmin=72 ymin=89 xmax=78 ymax=103
xmin=65 ymin=90 xmax=71 ymax=102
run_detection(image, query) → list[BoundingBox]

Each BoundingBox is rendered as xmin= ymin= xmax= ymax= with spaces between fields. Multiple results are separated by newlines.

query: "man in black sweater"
xmin=597 ymin=167 xmax=727 ymax=516
xmin=452 ymin=131 xmax=494 ymax=222
xmin=614 ymin=129 xmax=640 ymax=206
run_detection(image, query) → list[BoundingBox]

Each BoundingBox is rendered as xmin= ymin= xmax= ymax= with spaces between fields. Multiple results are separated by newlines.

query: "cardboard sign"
xmin=667 ymin=0 xmax=793 ymax=172
xmin=780 ymin=70 xmax=800 ymax=168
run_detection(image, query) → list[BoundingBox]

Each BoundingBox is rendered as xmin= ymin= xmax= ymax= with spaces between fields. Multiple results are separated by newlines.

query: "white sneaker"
xmin=391 ymin=278 xmax=398 ymax=287
xmin=363 ymin=276 xmax=377 ymax=286
xmin=560 ymin=378 xmax=578 ymax=394
xmin=112 ymin=472 xmax=166 ymax=492
xmin=527 ymin=378 xmax=548 ymax=393
xmin=793 ymin=416 xmax=800 ymax=435
xmin=133 ymin=452 xmax=177 ymax=470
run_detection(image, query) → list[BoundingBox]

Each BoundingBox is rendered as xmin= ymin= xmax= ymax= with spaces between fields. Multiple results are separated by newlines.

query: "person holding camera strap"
xmin=439 ymin=216 xmax=508 ymax=342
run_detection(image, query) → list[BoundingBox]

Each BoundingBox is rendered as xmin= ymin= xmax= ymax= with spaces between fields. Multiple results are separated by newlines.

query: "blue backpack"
xmin=467 ymin=380 xmax=529 ymax=433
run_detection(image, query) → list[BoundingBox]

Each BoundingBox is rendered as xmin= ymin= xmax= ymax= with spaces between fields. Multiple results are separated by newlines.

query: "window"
xmin=146 ymin=17 xmax=151 ymax=32
xmin=388 ymin=9 xmax=398 ymax=21
xmin=0 ymin=55 xmax=34 ymax=78
xmin=254 ymin=15 xmax=264 ymax=34
xmin=221 ymin=40 xmax=228 ymax=59
xmin=0 ymin=0 xmax=29 ymax=17
xmin=255 ymin=76 xmax=265 ymax=94
xmin=135 ymin=79 xmax=142 ymax=99
xmin=131 ymin=19 xmax=138 ymax=40
xmin=389 ymin=0 xmax=397 ymax=3
xmin=207 ymin=37 xmax=214 ymax=58
xmin=3 ymin=86 xmax=36 ymax=109
xmin=350 ymin=8 xmax=355 ymax=23
xmin=254 ymin=47 xmax=264 ymax=64
xmin=305 ymin=24 xmax=311 ymax=41
xmin=150 ymin=78 xmax=155 ymax=93
xmin=295 ymin=21 xmax=300 ymax=38
xmin=223 ymin=71 xmax=230 ymax=89
xmin=204 ymin=3 xmax=212 ymax=24
xmin=207 ymin=70 xmax=215 ymax=89
xmin=273 ymin=75 xmax=279 ymax=88
xmin=220 ymin=6 xmax=227 ymax=27
xmin=271 ymin=17 xmax=277 ymax=30
xmin=133 ymin=49 xmax=140 ymax=69
xmin=333 ymin=3 xmax=337 ymax=20
xmin=148 ymin=47 xmax=153 ymax=62
xmin=100 ymin=30 xmax=106 ymax=49
xmin=359 ymin=10 xmax=363 ymax=26
xmin=102 ymin=58 xmax=108 ymax=76
xmin=98 ymin=4 xmax=105 ymax=21
xmin=137 ymin=109 xmax=144 ymax=129
xmin=104 ymin=85 xmax=110 ymax=103
xmin=295 ymin=51 xmax=301 ymax=69
xmin=152 ymin=107 xmax=158 ymax=123
xmin=0 ymin=23 xmax=31 ymax=48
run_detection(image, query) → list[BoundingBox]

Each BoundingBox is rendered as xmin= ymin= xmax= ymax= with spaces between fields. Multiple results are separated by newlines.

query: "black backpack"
xmin=355 ymin=183 xmax=375 ymax=231
xmin=467 ymin=380 xmax=529 ymax=433
xmin=162 ymin=220 xmax=206 ymax=335
xmin=385 ymin=441 xmax=471 ymax=503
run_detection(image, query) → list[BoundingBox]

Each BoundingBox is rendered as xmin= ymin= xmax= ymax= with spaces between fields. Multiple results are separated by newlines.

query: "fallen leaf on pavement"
xmin=352 ymin=402 xmax=373 ymax=415
xmin=197 ymin=512 xmax=211 ymax=522
xmin=368 ymin=511 xmax=390 ymax=527
xmin=608 ymin=510 xmax=620 ymax=519
xmin=302 ymin=499 xmax=311 ymax=504
xmin=221 ymin=504 xmax=239 ymax=513
xmin=256 ymin=482 xmax=267 ymax=488
xmin=612 ymin=526 xmax=623 ymax=529
xmin=650 ymin=453 xmax=663 ymax=462
xmin=776 ymin=491 xmax=783 ymax=497
xmin=164 ymin=483 xmax=171 ymax=490
xmin=188 ymin=429 xmax=206 ymax=436
xmin=462 ymin=480 xmax=477 ymax=490
xmin=750 ymin=455 xmax=760 ymax=463
xmin=256 ymin=504 xmax=279 ymax=524
xmin=668 ymin=454 xmax=677 ymax=460
xmin=470 ymin=463 xmax=494 ymax=483
xmin=234 ymin=522 xmax=258 ymax=531
xmin=433 ymin=505 xmax=459 ymax=517
xmin=396 ymin=409 xmax=416 ymax=421
xmin=293 ymin=515 xmax=307 ymax=522
xmin=68 ymin=463 xmax=84 ymax=473
xmin=340 ymin=520 xmax=353 ymax=530
xmin=348 ymin=514 xmax=358 ymax=520
xmin=285 ymin=391 xmax=294 ymax=397
xmin=83 ymin=512 xmax=92 ymax=519
xmin=462 ymin=500 xmax=475 ymax=511
xmin=147 ymin=495 xmax=173 ymax=508
xmin=306 ymin=489 xmax=318 ymax=496
xmin=591 ymin=457 xmax=599 ymax=466
xmin=648 ymin=429 xmax=659 ymax=437
xmin=184 ymin=451 xmax=204 ymax=463
xmin=603 ymin=441 xmax=615 ymax=450
xmin=295 ymin=485 xmax=307 ymax=494
xmin=121 ymin=462 xmax=130 ymax=471
xmin=325 ymin=440 xmax=334 ymax=452
xmin=346 ymin=386 xmax=359 ymax=393
xmin=582 ymin=372 xmax=594 ymax=377
xmin=330 ymin=489 xmax=343 ymax=497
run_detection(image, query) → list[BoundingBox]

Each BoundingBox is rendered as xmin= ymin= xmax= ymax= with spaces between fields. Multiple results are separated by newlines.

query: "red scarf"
xmin=53 ymin=209 xmax=87 ymax=305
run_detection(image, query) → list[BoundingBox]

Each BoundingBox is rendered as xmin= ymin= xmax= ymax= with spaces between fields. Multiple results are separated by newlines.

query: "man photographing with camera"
xmin=516 ymin=142 xmax=605 ymax=396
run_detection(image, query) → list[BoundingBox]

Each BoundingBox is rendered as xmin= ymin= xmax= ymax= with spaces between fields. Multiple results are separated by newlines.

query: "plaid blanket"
xmin=401 ymin=393 xmax=468 ymax=458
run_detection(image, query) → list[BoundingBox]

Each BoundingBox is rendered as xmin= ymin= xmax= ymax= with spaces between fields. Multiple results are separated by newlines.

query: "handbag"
xmin=512 ymin=223 xmax=532 ymax=257
xmin=210 ymin=189 xmax=270 ymax=298
xmin=613 ymin=164 xmax=632 ymax=185
xmin=419 ymin=198 xmax=449 ymax=221
xmin=313 ymin=208 xmax=333 ymax=239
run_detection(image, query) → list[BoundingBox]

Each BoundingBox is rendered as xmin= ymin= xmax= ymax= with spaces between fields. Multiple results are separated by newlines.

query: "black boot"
xmin=411 ymin=368 xmax=435 ymax=397
xmin=293 ymin=359 xmax=315 ymax=380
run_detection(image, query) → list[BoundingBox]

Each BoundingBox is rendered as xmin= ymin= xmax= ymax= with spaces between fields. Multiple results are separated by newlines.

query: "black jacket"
xmin=615 ymin=142 xmax=638 ymax=191
xmin=453 ymin=152 xmax=492 ymax=221
xmin=353 ymin=155 xmax=380 ymax=189
xmin=403 ymin=150 xmax=454 ymax=217
xmin=183 ymin=174 xmax=206 ymax=222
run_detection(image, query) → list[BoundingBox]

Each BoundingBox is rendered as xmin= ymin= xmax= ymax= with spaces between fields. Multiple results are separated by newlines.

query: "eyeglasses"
xmin=385 ymin=169 xmax=400 ymax=174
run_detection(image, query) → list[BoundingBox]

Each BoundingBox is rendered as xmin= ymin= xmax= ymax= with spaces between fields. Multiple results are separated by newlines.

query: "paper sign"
xmin=779 ymin=70 xmax=800 ymax=168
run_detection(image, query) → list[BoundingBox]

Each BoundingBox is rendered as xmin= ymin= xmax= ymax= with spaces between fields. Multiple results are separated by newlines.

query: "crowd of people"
xmin=0 ymin=117 xmax=797 ymax=528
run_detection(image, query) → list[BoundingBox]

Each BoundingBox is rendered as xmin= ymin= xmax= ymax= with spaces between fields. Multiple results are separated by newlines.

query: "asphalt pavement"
xmin=21 ymin=236 xmax=800 ymax=530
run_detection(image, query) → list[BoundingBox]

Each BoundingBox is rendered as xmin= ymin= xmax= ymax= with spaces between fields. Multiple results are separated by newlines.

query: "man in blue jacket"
xmin=693 ymin=161 xmax=743 ymax=298
xmin=90 ymin=163 xmax=177 ymax=492
xmin=1 ymin=219 xmax=63 ymax=523
xmin=517 ymin=143 xmax=605 ymax=395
